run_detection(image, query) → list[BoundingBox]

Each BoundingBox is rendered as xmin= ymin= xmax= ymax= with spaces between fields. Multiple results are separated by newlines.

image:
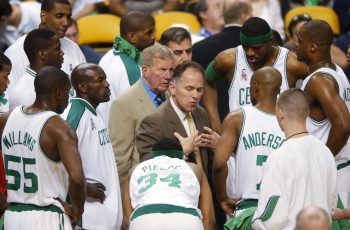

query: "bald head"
xmin=120 ymin=11 xmax=154 ymax=37
xmin=296 ymin=206 xmax=331 ymax=230
xmin=71 ymin=63 xmax=103 ymax=90
xmin=250 ymin=66 xmax=281 ymax=105
xmin=299 ymin=20 xmax=333 ymax=47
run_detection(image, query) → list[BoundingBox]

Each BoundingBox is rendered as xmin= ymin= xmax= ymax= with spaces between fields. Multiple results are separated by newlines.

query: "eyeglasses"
xmin=288 ymin=13 xmax=312 ymax=36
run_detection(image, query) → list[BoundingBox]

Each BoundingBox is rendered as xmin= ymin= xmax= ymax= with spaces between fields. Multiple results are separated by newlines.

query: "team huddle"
xmin=0 ymin=0 xmax=349 ymax=229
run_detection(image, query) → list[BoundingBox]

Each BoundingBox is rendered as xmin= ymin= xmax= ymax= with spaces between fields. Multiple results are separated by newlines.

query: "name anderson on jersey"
xmin=242 ymin=132 xmax=284 ymax=150
xmin=2 ymin=131 xmax=36 ymax=151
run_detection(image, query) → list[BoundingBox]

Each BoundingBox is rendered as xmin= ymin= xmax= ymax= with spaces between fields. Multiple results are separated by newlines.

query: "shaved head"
xmin=71 ymin=63 xmax=101 ymax=89
xmin=296 ymin=206 xmax=331 ymax=230
xmin=299 ymin=20 xmax=333 ymax=47
xmin=250 ymin=66 xmax=282 ymax=105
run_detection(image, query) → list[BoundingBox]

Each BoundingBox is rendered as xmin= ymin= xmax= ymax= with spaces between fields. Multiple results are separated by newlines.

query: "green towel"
xmin=224 ymin=207 xmax=257 ymax=230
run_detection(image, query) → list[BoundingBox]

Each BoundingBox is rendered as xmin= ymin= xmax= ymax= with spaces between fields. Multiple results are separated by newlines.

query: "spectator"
xmin=65 ymin=19 xmax=102 ymax=64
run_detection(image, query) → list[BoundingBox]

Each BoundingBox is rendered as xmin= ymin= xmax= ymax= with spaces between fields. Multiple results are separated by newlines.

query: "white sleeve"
xmin=252 ymin=153 xmax=289 ymax=229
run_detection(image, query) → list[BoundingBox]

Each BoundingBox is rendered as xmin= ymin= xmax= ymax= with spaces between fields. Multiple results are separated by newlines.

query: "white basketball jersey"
xmin=61 ymin=98 xmax=122 ymax=229
xmin=301 ymin=65 xmax=350 ymax=164
xmin=233 ymin=106 xmax=285 ymax=199
xmin=2 ymin=106 xmax=68 ymax=210
xmin=229 ymin=46 xmax=289 ymax=111
xmin=130 ymin=155 xmax=201 ymax=213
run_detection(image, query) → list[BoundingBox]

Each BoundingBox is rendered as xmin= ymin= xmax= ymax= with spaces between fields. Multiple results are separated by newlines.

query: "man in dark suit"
xmin=193 ymin=0 xmax=252 ymax=122
xmin=136 ymin=61 xmax=219 ymax=175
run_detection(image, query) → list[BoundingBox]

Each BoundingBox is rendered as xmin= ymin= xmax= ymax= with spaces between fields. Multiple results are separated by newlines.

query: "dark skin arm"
xmin=86 ymin=182 xmax=106 ymax=204
xmin=189 ymin=163 xmax=216 ymax=230
xmin=212 ymin=110 xmax=242 ymax=216
xmin=203 ymin=48 xmax=236 ymax=134
xmin=305 ymin=74 xmax=350 ymax=156
xmin=41 ymin=117 xmax=86 ymax=224
xmin=109 ymin=0 xmax=128 ymax=16
xmin=286 ymin=52 xmax=310 ymax=87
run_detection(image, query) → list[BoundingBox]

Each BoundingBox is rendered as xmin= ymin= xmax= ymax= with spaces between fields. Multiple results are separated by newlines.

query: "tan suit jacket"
xmin=108 ymin=80 xmax=155 ymax=185
xmin=136 ymin=100 xmax=213 ymax=175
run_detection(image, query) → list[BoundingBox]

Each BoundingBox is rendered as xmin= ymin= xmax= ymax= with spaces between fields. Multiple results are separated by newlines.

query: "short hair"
xmin=152 ymin=138 xmax=183 ymax=151
xmin=0 ymin=52 xmax=11 ymax=71
xmin=287 ymin=13 xmax=311 ymax=37
xmin=24 ymin=29 xmax=57 ymax=63
xmin=41 ymin=0 xmax=71 ymax=12
xmin=272 ymin=29 xmax=283 ymax=46
xmin=159 ymin=27 xmax=192 ymax=46
xmin=295 ymin=206 xmax=331 ymax=230
xmin=34 ymin=66 xmax=70 ymax=96
xmin=142 ymin=43 xmax=174 ymax=67
xmin=0 ymin=0 xmax=12 ymax=18
xmin=120 ymin=11 xmax=154 ymax=37
xmin=277 ymin=88 xmax=309 ymax=121
xmin=223 ymin=0 xmax=251 ymax=24
xmin=300 ymin=20 xmax=334 ymax=46
xmin=241 ymin=17 xmax=271 ymax=37
xmin=194 ymin=0 xmax=207 ymax=24
xmin=172 ymin=61 xmax=205 ymax=82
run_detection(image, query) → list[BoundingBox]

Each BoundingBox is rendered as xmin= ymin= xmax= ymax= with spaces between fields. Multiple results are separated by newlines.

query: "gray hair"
xmin=142 ymin=43 xmax=174 ymax=67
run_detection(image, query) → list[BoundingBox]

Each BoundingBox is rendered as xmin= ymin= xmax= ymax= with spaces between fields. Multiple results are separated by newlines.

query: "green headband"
xmin=151 ymin=150 xmax=184 ymax=159
xmin=240 ymin=30 xmax=273 ymax=45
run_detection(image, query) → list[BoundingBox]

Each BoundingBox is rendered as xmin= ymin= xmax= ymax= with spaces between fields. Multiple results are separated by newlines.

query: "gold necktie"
xmin=185 ymin=113 xmax=203 ymax=169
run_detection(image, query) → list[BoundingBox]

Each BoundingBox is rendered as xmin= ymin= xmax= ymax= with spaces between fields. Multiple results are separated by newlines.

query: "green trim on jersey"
xmin=283 ymin=50 xmax=289 ymax=89
xmin=119 ymin=53 xmax=141 ymax=86
xmin=71 ymin=98 xmax=97 ymax=116
xmin=8 ymin=202 xmax=63 ymax=213
xmin=228 ymin=48 xmax=238 ymax=93
xmin=258 ymin=195 xmax=280 ymax=221
xmin=151 ymin=150 xmax=184 ymax=159
xmin=337 ymin=160 xmax=350 ymax=171
xmin=66 ymin=99 xmax=87 ymax=130
xmin=236 ymin=199 xmax=258 ymax=210
xmin=130 ymin=204 xmax=200 ymax=220
xmin=235 ymin=108 xmax=246 ymax=152
xmin=205 ymin=62 xmax=222 ymax=83
xmin=25 ymin=67 xmax=37 ymax=78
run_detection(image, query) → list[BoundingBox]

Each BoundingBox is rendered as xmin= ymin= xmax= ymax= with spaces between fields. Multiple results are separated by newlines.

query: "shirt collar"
xmin=70 ymin=98 xmax=97 ymax=116
xmin=170 ymin=97 xmax=188 ymax=121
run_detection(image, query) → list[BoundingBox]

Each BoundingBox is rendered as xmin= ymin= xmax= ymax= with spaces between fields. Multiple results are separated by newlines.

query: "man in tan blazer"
xmin=108 ymin=44 xmax=174 ymax=186
xmin=136 ymin=61 xmax=220 ymax=175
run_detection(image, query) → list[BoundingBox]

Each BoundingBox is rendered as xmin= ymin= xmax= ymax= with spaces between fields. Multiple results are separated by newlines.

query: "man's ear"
xmin=40 ymin=11 xmax=47 ymax=23
xmin=310 ymin=43 xmax=317 ymax=53
xmin=126 ymin=32 xmax=136 ymax=45
xmin=142 ymin=65 xmax=149 ymax=79
xmin=77 ymin=84 xmax=88 ymax=94
xmin=169 ymin=82 xmax=176 ymax=96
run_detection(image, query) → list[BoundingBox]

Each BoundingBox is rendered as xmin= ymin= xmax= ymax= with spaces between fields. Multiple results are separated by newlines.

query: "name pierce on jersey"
xmin=2 ymin=131 xmax=36 ymax=151
xmin=242 ymin=132 xmax=285 ymax=150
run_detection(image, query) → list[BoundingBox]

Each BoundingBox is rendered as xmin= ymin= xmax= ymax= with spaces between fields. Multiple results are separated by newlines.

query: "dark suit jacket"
xmin=193 ymin=26 xmax=242 ymax=121
xmin=136 ymin=100 xmax=212 ymax=175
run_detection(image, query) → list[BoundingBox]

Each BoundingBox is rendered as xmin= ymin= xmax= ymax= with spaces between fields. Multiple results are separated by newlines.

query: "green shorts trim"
xmin=236 ymin=199 xmax=258 ymax=211
xmin=7 ymin=203 xmax=64 ymax=214
xmin=130 ymin=204 xmax=200 ymax=221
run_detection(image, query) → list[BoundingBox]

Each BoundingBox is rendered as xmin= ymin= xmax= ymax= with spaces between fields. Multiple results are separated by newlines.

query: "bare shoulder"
xmin=44 ymin=115 xmax=78 ymax=142
xmin=213 ymin=48 xmax=236 ymax=77
xmin=222 ymin=109 xmax=243 ymax=127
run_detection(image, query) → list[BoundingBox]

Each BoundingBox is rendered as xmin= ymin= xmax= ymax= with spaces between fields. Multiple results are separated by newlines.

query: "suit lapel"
xmin=134 ymin=81 xmax=155 ymax=114
xmin=164 ymin=101 xmax=187 ymax=137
